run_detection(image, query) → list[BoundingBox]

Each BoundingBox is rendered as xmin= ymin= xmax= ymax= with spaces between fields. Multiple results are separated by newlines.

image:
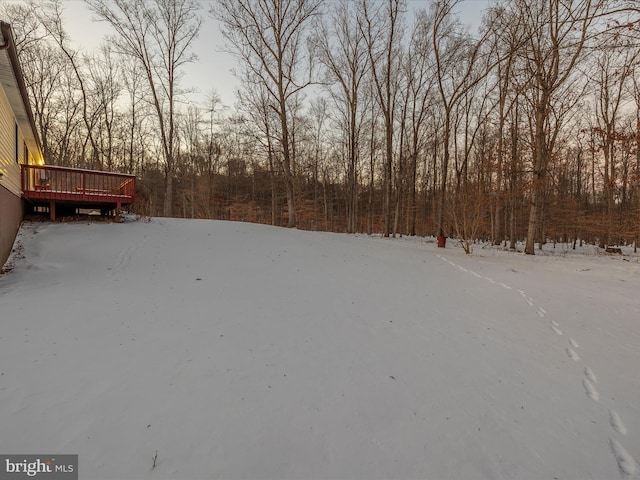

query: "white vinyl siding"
xmin=0 ymin=83 xmax=24 ymax=196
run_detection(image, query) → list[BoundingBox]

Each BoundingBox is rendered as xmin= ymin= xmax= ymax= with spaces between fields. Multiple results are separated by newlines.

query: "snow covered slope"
xmin=1 ymin=218 xmax=638 ymax=479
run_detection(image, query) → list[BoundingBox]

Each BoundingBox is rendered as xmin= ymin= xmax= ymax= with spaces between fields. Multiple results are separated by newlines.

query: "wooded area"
xmin=3 ymin=0 xmax=640 ymax=253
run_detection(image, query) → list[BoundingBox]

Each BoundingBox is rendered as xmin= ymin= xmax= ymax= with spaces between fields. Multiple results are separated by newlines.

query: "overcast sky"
xmin=61 ymin=0 xmax=490 ymax=110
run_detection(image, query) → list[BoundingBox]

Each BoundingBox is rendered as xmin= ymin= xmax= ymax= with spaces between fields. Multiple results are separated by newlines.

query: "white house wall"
xmin=1 ymin=20 xmax=40 ymax=268
xmin=0 ymin=80 xmax=25 ymax=197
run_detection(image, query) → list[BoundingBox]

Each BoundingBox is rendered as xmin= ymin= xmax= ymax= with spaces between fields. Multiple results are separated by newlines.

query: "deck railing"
xmin=21 ymin=164 xmax=136 ymax=204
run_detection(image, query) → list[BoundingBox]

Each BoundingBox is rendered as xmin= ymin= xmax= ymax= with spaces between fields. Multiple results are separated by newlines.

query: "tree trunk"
xmin=437 ymin=115 xmax=451 ymax=241
xmin=165 ymin=172 xmax=173 ymax=217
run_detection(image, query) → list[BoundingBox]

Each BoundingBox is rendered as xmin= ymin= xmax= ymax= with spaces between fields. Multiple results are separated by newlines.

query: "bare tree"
xmin=484 ymin=2 xmax=523 ymax=246
xmin=431 ymin=0 xmax=493 ymax=246
xmin=632 ymin=69 xmax=640 ymax=252
xmin=120 ymin=56 xmax=150 ymax=175
xmin=402 ymin=8 xmax=437 ymax=237
xmin=510 ymin=0 xmax=610 ymax=254
xmin=86 ymin=0 xmax=202 ymax=217
xmin=591 ymin=30 xmax=639 ymax=245
xmin=359 ymin=0 xmax=406 ymax=237
xmin=312 ymin=0 xmax=370 ymax=233
xmin=202 ymin=90 xmax=223 ymax=219
xmin=16 ymin=41 xmax=66 ymax=164
xmin=213 ymin=0 xmax=321 ymax=228
xmin=307 ymin=97 xmax=330 ymax=231
xmin=37 ymin=0 xmax=105 ymax=169
xmin=88 ymin=44 xmax=123 ymax=171
xmin=236 ymin=76 xmax=285 ymax=226
xmin=0 ymin=1 xmax=47 ymax=58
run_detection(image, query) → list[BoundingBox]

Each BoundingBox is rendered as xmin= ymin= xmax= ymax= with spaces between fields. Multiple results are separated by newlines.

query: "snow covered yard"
xmin=1 ymin=218 xmax=639 ymax=480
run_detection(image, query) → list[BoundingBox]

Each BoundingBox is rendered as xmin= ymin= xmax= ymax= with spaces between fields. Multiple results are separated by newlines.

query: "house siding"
xmin=0 ymin=82 xmax=24 ymax=196
xmin=0 ymin=59 xmax=24 ymax=268
xmin=0 ymin=183 xmax=23 ymax=268
xmin=1 ymin=20 xmax=41 ymax=268
xmin=0 ymin=62 xmax=25 ymax=268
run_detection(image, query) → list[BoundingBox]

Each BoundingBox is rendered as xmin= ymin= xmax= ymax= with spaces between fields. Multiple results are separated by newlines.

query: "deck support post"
xmin=115 ymin=201 xmax=121 ymax=223
xmin=49 ymin=200 xmax=56 ymax=221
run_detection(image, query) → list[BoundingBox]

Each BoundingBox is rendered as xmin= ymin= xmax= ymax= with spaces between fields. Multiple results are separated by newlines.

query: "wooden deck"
xmin=21 ymin=164 xmax=136 ymax=221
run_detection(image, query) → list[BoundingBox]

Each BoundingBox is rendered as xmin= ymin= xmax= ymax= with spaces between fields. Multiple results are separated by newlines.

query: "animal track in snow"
xmin=584 ymin=367 xmax=597 ymax=384
xmin=609 ymin=438 xmax=637 ymax=476
xmin=609 ymin=410 xmax=628 ymax=436
xmin=566 ymin=347 xmax=581 ymax=361
xmin=583 ymin=378 xmax=600 ymax=401
xmin=110 ymin=244 xmax=138 ymax=274
xmin=519 ymin=290 xmax=533 ymax=305
xmin=437 ymin=257 xmax=573 ymax=351
xmin=436 ymin=251 xmax=630 ymax=474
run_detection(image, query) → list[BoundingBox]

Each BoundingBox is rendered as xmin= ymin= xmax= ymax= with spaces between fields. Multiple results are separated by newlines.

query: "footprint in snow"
xmin=566 ymin=347 xmax=580 ymax=361
xmin=569 ymin=338 xmax=579 ymax=349
xmin=583 ymin=378 xmax=600 ymax=401
xmin=584 ymin=367 xmax=597 ymax=384
xmin=609 ymin=410 xmax=628 ymax=436
xmin=609 ymin=438 xmax=637 ymax=476
xmin=551 ymin=325 xmax=563 ymax=336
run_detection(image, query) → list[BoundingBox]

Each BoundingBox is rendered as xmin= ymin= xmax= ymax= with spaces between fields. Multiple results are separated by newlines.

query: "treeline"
xmin=3 ymin=0 xmax=640 ymax=253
